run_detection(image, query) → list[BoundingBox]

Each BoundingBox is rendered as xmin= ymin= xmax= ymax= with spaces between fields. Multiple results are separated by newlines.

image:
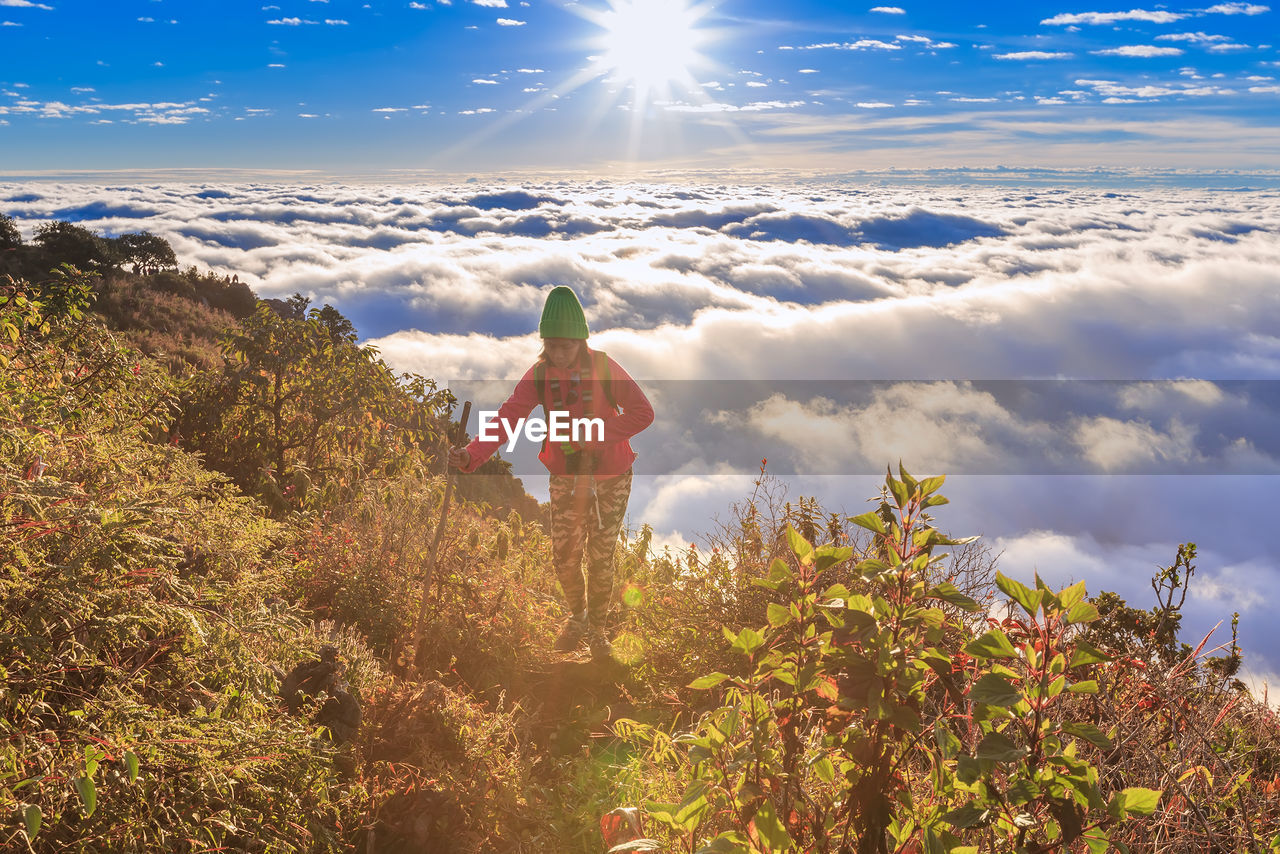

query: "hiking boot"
xmin=554 ymin=612 xmax=586 ymax=652
xmin=587 ymin=627 xmax=613 ymax=661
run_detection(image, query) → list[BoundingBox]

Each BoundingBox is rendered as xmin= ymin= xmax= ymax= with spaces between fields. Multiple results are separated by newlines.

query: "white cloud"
xmin=869 ymin=5 xmax=906 ymax=12
xmin=1091 ymin=44 xmax=1185 ymax=56
xmin=1203 ymin=2 xmax=1269 ymax=13
xmin=994 ymin=50 xmax=1074 ymax=60
xmin=516 ymin=67 xmax=544 ymax=73
xmin=1156 ymin=31 xmax=1232 ymax=42
xmin=409 ymin=2 xmax=428 ymax=7
xmin=472 ymin=0 xmax=507 ymax=6
xmin=1074 ymin=416 xmax=1198 ymax=471
xmin=268 ymin=17 xmax=316 ymax=25
xmin=372 ymin=107 xmax=406 ymax=112
xmin=856 ymin=101 xmax=894 ymax=107
xmin=661 ymin=99 xmax=806 ymax=112
xmin=785 ymin=39 xmax=901 ymax=51
xmin=798 ymin=68 xmax=819 ymax=73
xmin=0 ymin=0 xmax=54 ymax=8
xmin=1041 ymin=8 xmax=1187 ymax=25
xmin=496 ymin=17 xmax=524 ymax=25
xmin=324 ymin=18 xmax=348 ymax=25
xmin=472 ymin=78 xmax=500 ymax=84
xmin=896 ymin=34 xmax=956 ymax=48
xmin=1074 ymin=76 xmax=1235 ymax=96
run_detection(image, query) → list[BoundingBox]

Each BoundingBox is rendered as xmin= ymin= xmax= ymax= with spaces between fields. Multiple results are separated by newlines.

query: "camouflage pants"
xmin=548 ymin=469 xmax=632 ymax=628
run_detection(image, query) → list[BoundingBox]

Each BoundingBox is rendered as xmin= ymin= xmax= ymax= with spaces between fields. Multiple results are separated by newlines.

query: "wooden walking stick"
xmin=411 ymin=399 xmax=471 ymax=674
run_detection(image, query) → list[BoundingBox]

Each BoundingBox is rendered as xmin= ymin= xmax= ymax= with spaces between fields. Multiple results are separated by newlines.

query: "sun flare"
xmin=592 ymin=0 xmax=709 ymax=97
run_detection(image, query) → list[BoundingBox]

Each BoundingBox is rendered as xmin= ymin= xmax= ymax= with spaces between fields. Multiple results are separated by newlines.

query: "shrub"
xmin=615 ymin=467 xmax=1279 ymax=853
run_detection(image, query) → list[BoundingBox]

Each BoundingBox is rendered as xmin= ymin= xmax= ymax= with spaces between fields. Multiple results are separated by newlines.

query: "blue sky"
xmin=1 ymin=0 xmax=1277 ymax=172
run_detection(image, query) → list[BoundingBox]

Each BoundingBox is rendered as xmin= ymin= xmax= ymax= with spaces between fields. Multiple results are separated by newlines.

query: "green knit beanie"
xmin=538 ymin=286 xmax=589 ymax=339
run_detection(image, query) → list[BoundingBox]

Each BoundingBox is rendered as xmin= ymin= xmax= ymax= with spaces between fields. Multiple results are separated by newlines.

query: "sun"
xmin=589 ymin=0 xmax=710 ymax=100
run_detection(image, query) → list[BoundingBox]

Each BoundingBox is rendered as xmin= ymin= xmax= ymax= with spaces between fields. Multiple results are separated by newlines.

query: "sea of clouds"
xmin=4 ymin=179 xmax=1279 ymax=697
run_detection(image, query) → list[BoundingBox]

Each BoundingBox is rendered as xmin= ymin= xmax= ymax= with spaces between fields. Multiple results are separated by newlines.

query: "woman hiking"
xmin=448 ymin=286 xmax=654 ymax=660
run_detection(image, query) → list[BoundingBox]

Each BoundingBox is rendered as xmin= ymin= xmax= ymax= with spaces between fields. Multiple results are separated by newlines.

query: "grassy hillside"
xmin=2 ymin=228 xmax=1278 ymax=853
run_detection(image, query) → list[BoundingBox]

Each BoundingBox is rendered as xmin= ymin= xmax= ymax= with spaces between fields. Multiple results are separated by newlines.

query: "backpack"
xmin=532 ymin=349 xmax=619 ymax=453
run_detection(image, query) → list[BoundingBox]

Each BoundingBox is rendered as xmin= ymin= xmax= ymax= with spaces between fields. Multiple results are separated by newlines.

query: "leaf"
xmin=975 ymin=731 xmax=1027 ymax=762
xmin=689 ymin=672 xmax=730 ymax=690
xmin=920 ymin=474 xmax=946 ymax=495
xmin=996 ymin=572 xmax=1042 ymax=615
xmin=969 ymin=673 xmax=1022 ymax=708
xmin=1114 ymin=787 xmax=1162 ymax=817
xmin=672 ymin=785 xmax=710 ymax=830
xmin=731 ymin=628 xmax=765 ymax=656
xmin=1068 ymin=641 xmax=1111 ymax=668
xmin=849 ymin=511 xmax=885 ymax=535
xmin=751 ymin=800 xmax=793 ymax=851
xmin=768 ymin=558 xmax=794 ymax=586
xmin=1082 ymin=829 xmax=1110 ymax=854
xmin=75 ymin=775 xmax=97 ymax=818
xmin=1067 ymin=680 xmax=1098 ymax=694
xmin=854 ymin=558 xmax=889 ymax=576
xmin=786 ymin=525 xmax=814 ymax=565
xmin=929 ymin=581 xmax=981 ymax=612
xmin=124 ymin=750 xmax=140 ymax=784
xmin=812 ymin=755 xmax=835 ymax=784
xmin=1065 ymin=601 xmax=1101 ymax=625
xmin=965 ymin=629 xmax=1018 ymax=659
xmin=1007 ymin=778 xmax=1040 ymax=805
xmin=645 ymin=801 xmax=682 ymax=830
xmin=1058 ymin=579 xmax=1087 ymax=609
xmin=814 ymin=545 xmax=854 ymax=573
xmin=608 ymin=842 xmax=663 ymax=853
xmin=23 ymin=804 xmax=41 ymax=838
xmin=887 ymin=471 xmax=912 ymax=508
xmin=813 ymin=676 xmax=839 ymax=703
xmin=767 ymin=603 xmax=793 ymax=628
xmin=696 ymin=832 xmax=749 ymax=854
xmin=1062 ymin=722 xmax=1113 ymax=750
xmin=934 ymin=724 xmax=962 ymax=760
xmin=941 ymin=803 xmax=989 ymax=829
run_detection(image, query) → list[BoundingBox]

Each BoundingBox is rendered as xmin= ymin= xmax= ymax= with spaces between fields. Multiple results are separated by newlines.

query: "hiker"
xmin=448 ymin=286 xmax=654 ymax=659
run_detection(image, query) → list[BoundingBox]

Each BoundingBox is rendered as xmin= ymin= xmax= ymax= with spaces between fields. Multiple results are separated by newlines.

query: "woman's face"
xmin=544 ymin=338 xmax=582 ymax=369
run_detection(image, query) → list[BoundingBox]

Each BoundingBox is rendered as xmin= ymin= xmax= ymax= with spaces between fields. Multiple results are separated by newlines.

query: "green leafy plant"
xmin=616 ymin=467 xmax=1173 ymax=854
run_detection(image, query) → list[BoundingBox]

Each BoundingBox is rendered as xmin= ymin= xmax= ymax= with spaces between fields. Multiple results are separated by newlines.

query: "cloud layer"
xmin=4 ymin=179 xmax=1279 ymax=687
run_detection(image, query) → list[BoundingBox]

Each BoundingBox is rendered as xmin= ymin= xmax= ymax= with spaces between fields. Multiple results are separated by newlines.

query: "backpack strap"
xmin=592 ymin=349 xmax=619 ymax=413
xmin=534 ymin=360 xmax=548 ymax=415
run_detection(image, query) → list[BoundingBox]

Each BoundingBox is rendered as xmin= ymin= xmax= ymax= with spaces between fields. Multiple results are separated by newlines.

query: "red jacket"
xmin=459 ymin=348 xmax=654 ymax=480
